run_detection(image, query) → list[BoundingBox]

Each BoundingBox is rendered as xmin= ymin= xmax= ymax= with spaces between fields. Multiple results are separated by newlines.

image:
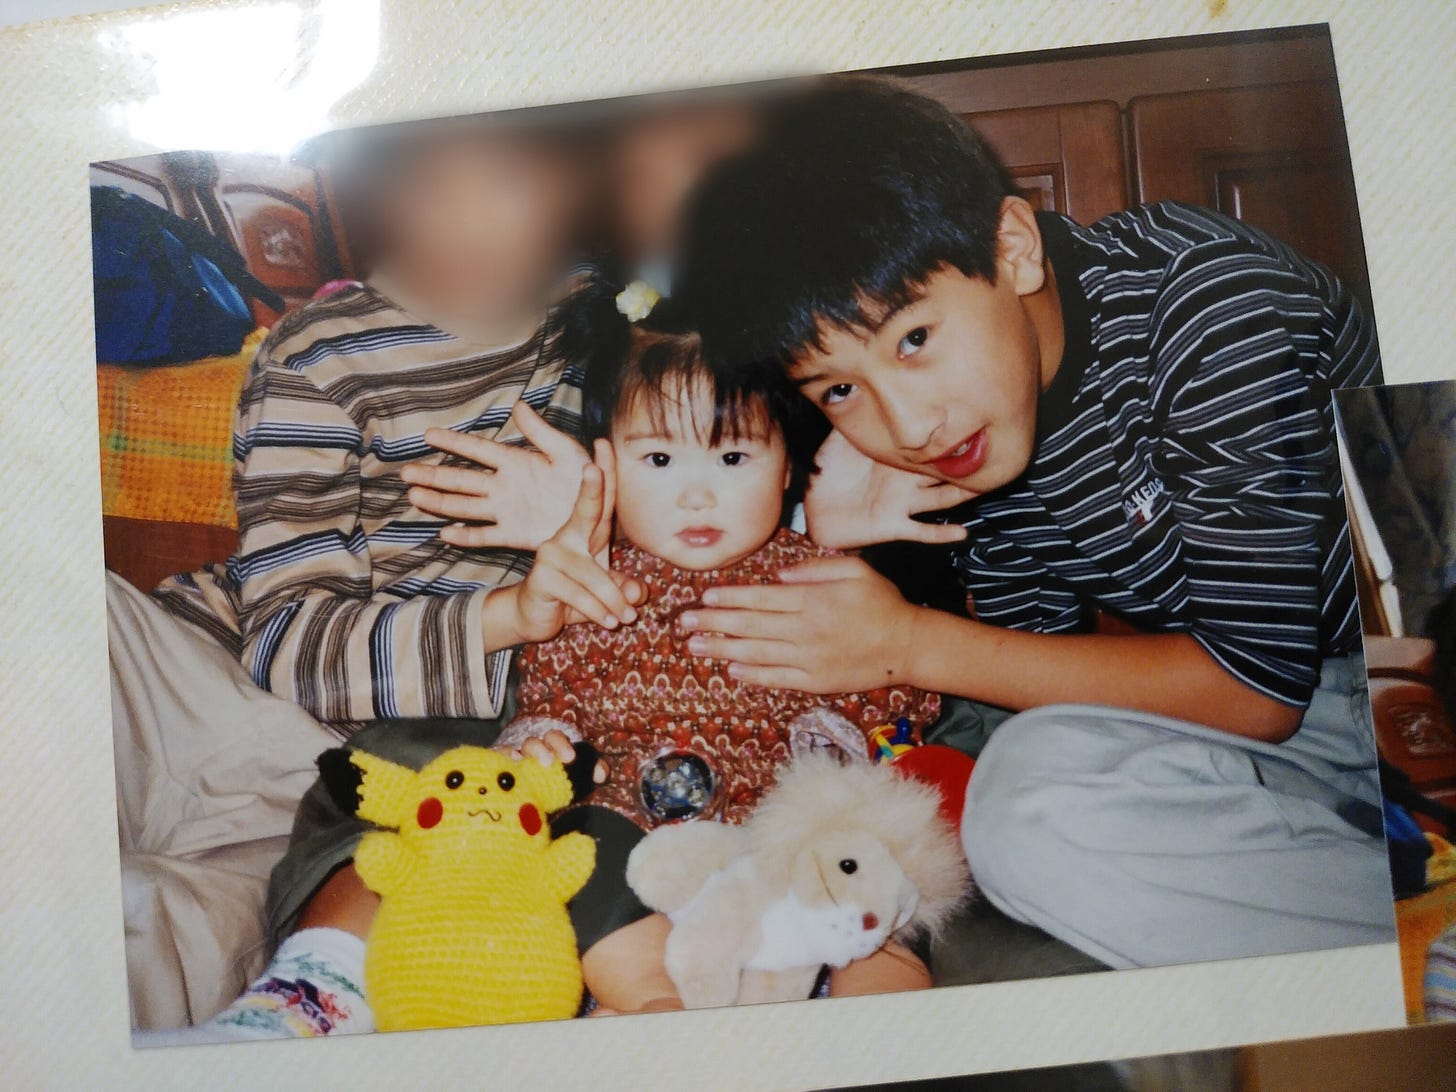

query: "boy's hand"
xmin=510 ymin=441 xmax=643 ymax=644
xmin=805 ymin=430 xmax=974 ymax=550
xmin=402 ymin=402 xmax=589 ymax=551
xmin=677 ymin=555 xmax=922 ymax=694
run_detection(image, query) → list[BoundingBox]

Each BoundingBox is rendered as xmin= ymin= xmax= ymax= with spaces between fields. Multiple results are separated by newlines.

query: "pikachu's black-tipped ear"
xmin=564 ymin=742 xmax=600 ymax=806
xmin=318 ymin=748 xmax=363 ymax=816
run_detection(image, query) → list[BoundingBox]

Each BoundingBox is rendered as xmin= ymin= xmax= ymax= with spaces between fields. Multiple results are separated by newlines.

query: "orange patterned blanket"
xmin=96 ymin=328 xmax=264 ymax=528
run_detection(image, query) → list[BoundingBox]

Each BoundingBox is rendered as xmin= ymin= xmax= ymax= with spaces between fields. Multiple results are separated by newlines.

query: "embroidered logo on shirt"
xmin=1121 ymin=478 xmax=1166 ymax=527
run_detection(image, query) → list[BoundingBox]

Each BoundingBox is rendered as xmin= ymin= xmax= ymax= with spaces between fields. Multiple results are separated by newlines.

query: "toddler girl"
xmin=494 ymin=282 xmax=943 ymax=1009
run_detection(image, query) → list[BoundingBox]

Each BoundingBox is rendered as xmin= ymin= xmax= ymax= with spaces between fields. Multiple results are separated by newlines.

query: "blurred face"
xmin=787 ymin=200 xmax=1058 ymax=495
xmin=612 ymin=376 xmax=790 ymax=571
xmin=373 ymin=129 xmax=581 ymax=323
xmin=608 ymin=100 xmax=759 ymax=270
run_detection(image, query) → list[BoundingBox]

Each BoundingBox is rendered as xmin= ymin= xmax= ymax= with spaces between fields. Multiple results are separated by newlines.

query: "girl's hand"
xmin=677 ymin=554 xmax=923 ymax=694
xmin=509 ymin=728 xmax=608 ymax=787
xmin=402 ymin=402 xmax=589 ymax=551
xmin=511 ymin=441 xmax=644 ymax=644
xmin=804 ymin=429 xmax=976 ymax=550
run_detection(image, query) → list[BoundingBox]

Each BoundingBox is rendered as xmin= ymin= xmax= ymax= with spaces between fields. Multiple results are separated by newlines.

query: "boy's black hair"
xmin=674 ymin=75 xmax=1016 ymax=375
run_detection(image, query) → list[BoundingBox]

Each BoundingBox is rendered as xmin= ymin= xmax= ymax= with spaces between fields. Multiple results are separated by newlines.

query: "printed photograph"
xmin=1336 ymin=378 xmax=1456 ymax=1026
xmin=92 ymin=22 xmax=1400 ymax=1046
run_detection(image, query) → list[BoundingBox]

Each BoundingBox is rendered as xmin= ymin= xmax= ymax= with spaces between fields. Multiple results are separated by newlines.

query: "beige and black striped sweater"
xmin=157 ymin=283 xmax=584 ymax=731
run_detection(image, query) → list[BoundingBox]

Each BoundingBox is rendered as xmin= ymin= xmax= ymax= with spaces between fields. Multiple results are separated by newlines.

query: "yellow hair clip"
xmin=615 ymin=279 xmax=661 ymax=323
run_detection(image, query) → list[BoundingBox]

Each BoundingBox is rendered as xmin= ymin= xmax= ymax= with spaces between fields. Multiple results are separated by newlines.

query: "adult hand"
xmin=677 ymin=555 xmax=923 ymax=694
xmin=804 ymin=429 xmax=975 ymax=550
xmin=402 ymin=401 xmax=590 ymax=550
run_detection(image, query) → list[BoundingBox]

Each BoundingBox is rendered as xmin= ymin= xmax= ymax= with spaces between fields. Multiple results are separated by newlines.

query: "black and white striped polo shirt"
xmin=945 ymin=203 xmax=1381 ymax=708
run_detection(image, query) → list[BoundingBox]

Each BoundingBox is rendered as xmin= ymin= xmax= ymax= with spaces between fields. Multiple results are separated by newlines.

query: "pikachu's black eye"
xmin=839 ymin=859 xmax=858 ymax=875
xmin=497 ymin=772 xmax=515 ymax=792
xmin=445 ymin=771 xmax=464 ymax=790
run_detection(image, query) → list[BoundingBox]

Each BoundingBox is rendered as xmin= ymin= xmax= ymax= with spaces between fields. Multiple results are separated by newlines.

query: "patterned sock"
xmin=135 ymin=928 xmax=374 ymax=1045
xmin=1425 ymin=923 xmax=1456 ymax=1023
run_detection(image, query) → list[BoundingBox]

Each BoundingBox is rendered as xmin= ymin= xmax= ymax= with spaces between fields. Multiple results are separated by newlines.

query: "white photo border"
xmin=5 ymin=0 xmax=1452 ymax=1087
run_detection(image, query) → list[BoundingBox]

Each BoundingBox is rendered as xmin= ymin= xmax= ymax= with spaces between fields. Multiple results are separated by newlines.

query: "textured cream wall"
xmin=0 ymin=2 xmax=1451 ymax=1088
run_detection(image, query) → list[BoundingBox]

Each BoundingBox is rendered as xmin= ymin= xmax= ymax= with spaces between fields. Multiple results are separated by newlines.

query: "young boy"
xmin=671 ymin=76 xmax=1396 ymax=970
xmin=118 ymin=114 xmax=662 ymax=1041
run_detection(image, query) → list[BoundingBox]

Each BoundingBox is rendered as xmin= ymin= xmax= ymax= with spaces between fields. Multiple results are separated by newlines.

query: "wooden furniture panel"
xmin=892 ymin=27 xmax=1338 ymax=116
xmin=206 ymin=153 xmax=349 ymax=323
xmin=963 ymin=101 xmax=1126 ymax=225
xmin=103 ymin=514 xmax=238 ymax=592
xmin=1370 ymin=673 xmax=1456 ymax=828
xmin=90 ymin=153 xmax=207 ymax=225
xmin=1127 ymin=80 xmax=1370 ymax=302
xmin=1366 ymin=636 xmax=1456 ymax=833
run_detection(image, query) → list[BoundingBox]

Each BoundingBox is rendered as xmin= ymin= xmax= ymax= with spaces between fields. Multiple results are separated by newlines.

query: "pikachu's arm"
xmin=353 ymin=831 xmax=415 ymax=897
xmin=543 ymin=831 xmax=596 ymax=903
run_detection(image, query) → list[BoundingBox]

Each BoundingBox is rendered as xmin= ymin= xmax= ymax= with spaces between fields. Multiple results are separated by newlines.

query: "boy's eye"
xmin=820 ymin=383 xmax=854 ymax=407
xmin=897 ymin=327 xmax=929 ymax=356
xmin=720 ymin=451 xmax=748 ymax=467
xmin=645 ymin=452 xmax=671 ymax=468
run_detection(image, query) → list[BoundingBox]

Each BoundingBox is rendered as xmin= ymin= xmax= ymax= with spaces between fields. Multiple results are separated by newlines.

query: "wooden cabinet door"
xmin=961 ymin=101 xmax=1127 ymax=226
xmin=1127 ymin=80 xmax=1370 ymax=303
xmin=204 ymin=153 xmax=351 ymax=322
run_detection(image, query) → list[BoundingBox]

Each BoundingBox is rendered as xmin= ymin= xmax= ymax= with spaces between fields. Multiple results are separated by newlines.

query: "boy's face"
xmin=375 ymin=130 xmax=581 ymax=324
xmin=787 ymin=200 xmax=1058 ymax=494
xmin=611 ymin=378 xmax=789 ymax=571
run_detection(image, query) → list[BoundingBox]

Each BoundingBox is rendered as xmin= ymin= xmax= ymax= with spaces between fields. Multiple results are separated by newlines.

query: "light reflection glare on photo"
xmin=100 ymin=0 xmax=379 ymax=155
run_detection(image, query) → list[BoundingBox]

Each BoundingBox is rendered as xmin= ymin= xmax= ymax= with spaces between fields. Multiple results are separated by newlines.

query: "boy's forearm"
xmin=903 ymin=607 xmax=1303 ymax=742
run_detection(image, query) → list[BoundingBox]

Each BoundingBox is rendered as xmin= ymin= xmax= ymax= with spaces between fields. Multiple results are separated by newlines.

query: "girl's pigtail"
xmin=553 ymin=271 xmax=633 ymax=443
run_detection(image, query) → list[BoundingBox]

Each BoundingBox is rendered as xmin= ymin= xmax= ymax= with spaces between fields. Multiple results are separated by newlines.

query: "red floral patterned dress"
xmin=511 ymin=528 xmax=941 ymax=825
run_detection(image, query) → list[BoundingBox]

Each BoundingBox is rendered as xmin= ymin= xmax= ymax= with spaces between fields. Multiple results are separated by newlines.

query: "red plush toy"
xmin=870 ymin=718 xmax=976 ymax=830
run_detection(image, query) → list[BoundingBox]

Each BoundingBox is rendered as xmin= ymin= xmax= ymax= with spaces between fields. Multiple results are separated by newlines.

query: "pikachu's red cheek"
xmin=417 ymin=797 xmax=443 ymax=829
xmin=518 ymin=803 xmax=542 ymax=836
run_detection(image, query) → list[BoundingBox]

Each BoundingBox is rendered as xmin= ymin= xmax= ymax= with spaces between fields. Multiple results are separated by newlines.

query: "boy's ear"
xmin=995 ymin=196 xmax=1047 ymax=297
xmin=348 ymin=751 xmax=420 ymax=828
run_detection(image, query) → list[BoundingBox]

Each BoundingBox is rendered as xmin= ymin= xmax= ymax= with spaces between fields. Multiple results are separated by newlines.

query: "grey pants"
xmin=961 ymin=655 xmax=1396 ymax=969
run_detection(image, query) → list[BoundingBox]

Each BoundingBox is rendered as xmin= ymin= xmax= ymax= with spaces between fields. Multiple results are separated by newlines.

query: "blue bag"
xmin=92 ymin=185 xmax=285 ymax=366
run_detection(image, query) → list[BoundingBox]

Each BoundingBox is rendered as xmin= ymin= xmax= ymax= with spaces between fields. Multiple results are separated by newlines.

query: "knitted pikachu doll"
xmin=347 ymin=745 xmax=597 ymax=1030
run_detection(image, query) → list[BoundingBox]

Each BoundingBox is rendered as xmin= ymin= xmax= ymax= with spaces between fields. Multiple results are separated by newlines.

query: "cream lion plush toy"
xmin=625 ymin=752 xmax=971 ymax=1008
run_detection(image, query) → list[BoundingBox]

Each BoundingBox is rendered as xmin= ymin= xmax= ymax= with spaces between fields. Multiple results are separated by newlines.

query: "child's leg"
xmin=550 ymin=805 xmax=682 ymax=1015
xmin=293 ymin=862 xmax=379 ymax=937
xmin=961 ymin=656 xmax=1395 ymax=969
xmin=109 ymin=573 xmax=339 ymax=1031
xmin=826 ymin=941 xmax=932 ymax=997
xmin=582 ymin=913 xmax=683 ymax=1015
xmin=142 ymin=718 xmax=506 ymax=1042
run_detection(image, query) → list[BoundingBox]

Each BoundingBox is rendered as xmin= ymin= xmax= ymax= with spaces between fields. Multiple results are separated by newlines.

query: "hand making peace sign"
xmin=507 ymin=439 xmax=645 ymax=645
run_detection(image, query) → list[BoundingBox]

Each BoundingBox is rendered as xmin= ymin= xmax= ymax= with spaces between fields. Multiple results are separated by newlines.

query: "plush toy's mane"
xmin=744 ymin=753 xmax=972 ymax=936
